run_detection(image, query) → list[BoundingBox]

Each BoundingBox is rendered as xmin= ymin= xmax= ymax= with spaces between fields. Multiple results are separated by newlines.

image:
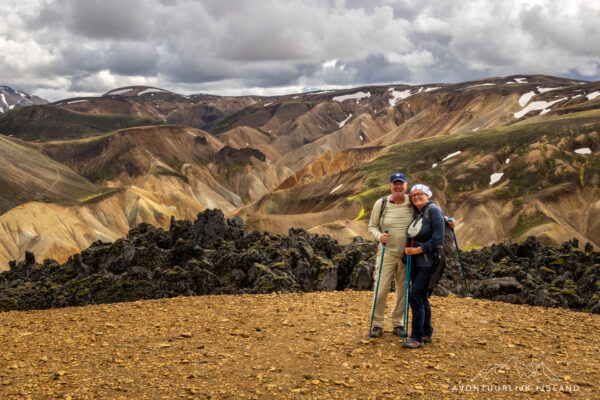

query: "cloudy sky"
xmin=2 ymin=0 xmax=600 ymax=101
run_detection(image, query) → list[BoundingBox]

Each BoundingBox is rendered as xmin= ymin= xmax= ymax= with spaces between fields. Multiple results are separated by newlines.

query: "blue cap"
xmin=390 ymin=173 xmax=406 ymax=183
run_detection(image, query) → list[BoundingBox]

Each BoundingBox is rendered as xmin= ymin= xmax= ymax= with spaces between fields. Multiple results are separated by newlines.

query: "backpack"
xmin=420 ymin=202 xmax=456 ymax=259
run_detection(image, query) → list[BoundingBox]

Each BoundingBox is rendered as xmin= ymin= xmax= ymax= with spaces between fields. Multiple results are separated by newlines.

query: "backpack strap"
xmin=378 ymin=196 xmax=388 ymax=228
xmin=422 ymin=201 xmax=433 ymax=221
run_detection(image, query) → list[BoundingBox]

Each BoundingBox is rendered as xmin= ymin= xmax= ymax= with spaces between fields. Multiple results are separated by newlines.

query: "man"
xmin=367 ymin=173 xmax=413 ymax=338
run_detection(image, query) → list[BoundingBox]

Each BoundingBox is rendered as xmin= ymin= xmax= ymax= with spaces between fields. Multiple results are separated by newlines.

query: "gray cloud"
xmin=1 ymin=0 xmax=599 ymax=101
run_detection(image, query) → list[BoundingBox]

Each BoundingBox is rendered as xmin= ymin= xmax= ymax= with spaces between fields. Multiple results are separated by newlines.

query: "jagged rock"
xmin=1 ymin=209 xmax=599 ymax=314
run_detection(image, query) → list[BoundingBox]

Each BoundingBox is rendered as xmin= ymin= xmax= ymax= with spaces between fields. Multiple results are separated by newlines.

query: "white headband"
xmin=410 ymin=184 xmax=432 ymax=198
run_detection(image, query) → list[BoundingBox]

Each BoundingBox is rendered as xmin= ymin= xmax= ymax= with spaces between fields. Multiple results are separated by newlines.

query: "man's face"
xmin=390 ymin=180 xmax=407 ymax=197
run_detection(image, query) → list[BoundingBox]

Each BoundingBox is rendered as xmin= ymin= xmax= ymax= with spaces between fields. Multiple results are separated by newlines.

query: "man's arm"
xmin=368 ymin=198 xmax=383 ymax=242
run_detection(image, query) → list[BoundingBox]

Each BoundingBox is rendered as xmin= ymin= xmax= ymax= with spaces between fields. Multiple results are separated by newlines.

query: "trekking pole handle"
xmin=446 ymin=217 xmax=454 ymax=231
xmin=381 ymin=229 xmax=389 ymax=245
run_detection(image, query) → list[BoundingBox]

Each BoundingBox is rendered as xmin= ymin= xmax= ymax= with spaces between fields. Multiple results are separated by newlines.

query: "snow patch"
xmin=138 ymin=88 xmax=167 ymax=95
xmin=263 ymin=102 xmax=273 ymax=107
xmin=514 ymin=98 xmax=567 ymax=119
xmin=292 ymin=96 xmax=299 ymax=99
xmin=338 ymin=113 xmax=352 ymax=128
xmin=472 ymin=127 xmax=480 ymax=131
xmin=109 ymin=88 xmax=133 ymax=95
xmin=518 ymin=91 xmax=536 ymax=107
xmin=388 ymin=89 xmax=412 ymax=106
xmin=330 ymin=184 xmax=343 ymax=194
xmin=537 ymin=87 xmax=561 ymax=93
xmin=574 ymin=147 xmax=592 ymax=154
xmin=432 ymin=163 xmax=438 ymax=168
xmin=587 ymin=91 xmax=600 ymax=100
xmin=514 ymin=78 xmax=528 ymax=84
xmin=424 ymin=86 xmax=441 ymax=92
xmin=308 ymin=90 xmax=334 ymax=95
xmin=442 ymin=151 xmax=461 ymax=161
xmin=505 ymin=158 xmax=510 ymax=164
xmin=489 ymin=172 xmax=504 ymax=185
xmin=333 ymin=91 xmax=371 ymax=103
xmin=0 ymin=93 xmax=7 ymax=107
xmin=359 ymin=134 xmax=365 ymax=142
xmin=67 ymin=99 xmax=87 ymax=104
xmin=470 ymin=83 xmax=495 ymax=87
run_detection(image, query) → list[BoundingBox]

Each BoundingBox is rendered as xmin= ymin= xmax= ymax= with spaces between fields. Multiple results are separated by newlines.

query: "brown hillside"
xmin=0 ymin=135 xmax=98 ymax=214
xmin=0 ymin=292 xmax=597 ymax=399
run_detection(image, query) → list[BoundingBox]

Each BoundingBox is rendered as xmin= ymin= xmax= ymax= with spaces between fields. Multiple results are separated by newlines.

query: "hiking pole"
xmin=447 ymin=219 xmax=471 ymax=297
xmin=368 ymin=230 xmax=389 ymax=339
xmin=402 ymin=235 xmax=413 ymax=343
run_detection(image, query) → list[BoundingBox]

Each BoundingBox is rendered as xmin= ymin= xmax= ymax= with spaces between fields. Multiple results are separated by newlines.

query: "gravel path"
xmin=1 ymin=291 xmax=598 ymax=399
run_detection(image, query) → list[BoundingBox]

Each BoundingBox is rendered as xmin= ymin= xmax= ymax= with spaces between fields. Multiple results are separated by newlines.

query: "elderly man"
xmin=367 ymin=173 xmax=413 ymax=338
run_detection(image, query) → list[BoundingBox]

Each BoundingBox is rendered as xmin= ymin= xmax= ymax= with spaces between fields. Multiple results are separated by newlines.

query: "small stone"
xmin=158 ymin=343 xmax=171 ymax=348
xmin=414 ymin=384 xmax=424 ymax=390
xmin=40 ymin=356 xmax=49 ymax=362
xmin=105 ymin=323 xmax=116 ymax=328
xmin=180 ymin=332 xmax=192 ymax=338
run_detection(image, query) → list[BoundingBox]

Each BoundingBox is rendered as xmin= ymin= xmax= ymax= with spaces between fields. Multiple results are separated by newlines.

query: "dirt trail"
xmin=0 ymin=292 xmax=597 ymax=399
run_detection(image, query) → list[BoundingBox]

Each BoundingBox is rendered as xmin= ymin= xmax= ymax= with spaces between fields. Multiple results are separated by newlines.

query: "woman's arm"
xmin=419 ymin=206 xmax=445 ymax=252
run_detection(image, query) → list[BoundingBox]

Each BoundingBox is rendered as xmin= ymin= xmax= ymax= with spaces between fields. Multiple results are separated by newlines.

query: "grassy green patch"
xmin=346 ymin=185 xmax=389 ymax=218
xmin=79 ymin=187 xmax=123 ymax=204
xmin=151 ymin=166 xmax=189 ymax=183
xmin=350 ymin=110 xmax=600 ymax=203
xmin=0 ymin=105 xmax=160 ymax=141
xmin=510 ymin=211 xmax=555 ymax=238
xmin=209 ymin=106 xmax=259 ymax=134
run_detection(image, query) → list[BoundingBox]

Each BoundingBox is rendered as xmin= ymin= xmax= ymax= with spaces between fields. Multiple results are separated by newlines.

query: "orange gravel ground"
xmin=1 ymin=291 xmax=598 ymax=400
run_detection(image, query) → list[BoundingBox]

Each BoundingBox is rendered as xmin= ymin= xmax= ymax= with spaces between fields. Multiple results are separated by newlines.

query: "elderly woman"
xmin=403 ymin=184 xmax=446 ymax=349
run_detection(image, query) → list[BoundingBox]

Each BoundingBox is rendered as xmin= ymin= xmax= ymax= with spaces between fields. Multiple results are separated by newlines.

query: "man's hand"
xmin=380 ymin=232 xmax=390 ymax=244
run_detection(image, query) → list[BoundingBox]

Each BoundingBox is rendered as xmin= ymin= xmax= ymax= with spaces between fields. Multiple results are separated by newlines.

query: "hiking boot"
xmin=423 ymin=335 xmax=433 ymax=343
xmin=402 ymin=338 xmax=423 ymax=349
xmin=392 ymin=326 xmax=406 ymax=337
xmin=369 ymin=327 xmax=383 ymax=338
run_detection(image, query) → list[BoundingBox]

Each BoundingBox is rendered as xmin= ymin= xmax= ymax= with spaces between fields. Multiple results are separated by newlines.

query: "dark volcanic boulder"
xmin=1 ymin=210 xmax=599 ymax=314
xmin=470 ymin=277 xmax=525 ymax=298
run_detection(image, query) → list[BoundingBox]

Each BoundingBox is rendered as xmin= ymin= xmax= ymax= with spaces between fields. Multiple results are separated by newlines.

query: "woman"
xmin=403 ymin=184 xmax=445 ymax=349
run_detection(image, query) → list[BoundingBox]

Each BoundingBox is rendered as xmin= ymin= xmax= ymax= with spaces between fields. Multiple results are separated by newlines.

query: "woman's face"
xmin=410 ymin=190 xmax=429 ymax=209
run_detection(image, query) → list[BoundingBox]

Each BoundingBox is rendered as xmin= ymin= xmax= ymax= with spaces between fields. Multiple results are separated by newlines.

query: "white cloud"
xmin=1 ymin=0 xmax=600 ymax=101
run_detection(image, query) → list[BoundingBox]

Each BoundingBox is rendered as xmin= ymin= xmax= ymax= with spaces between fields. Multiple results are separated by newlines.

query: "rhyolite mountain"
xmin=0 ymin=75 xmax=599 ymax=269
xmin=0 ymin=85 xmax=47 ymax=114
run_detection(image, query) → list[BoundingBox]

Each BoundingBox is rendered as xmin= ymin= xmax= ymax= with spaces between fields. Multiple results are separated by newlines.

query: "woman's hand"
xmin=404 ymin=246 xmax=423 ymax=255
xmin=380 ymin=232 xmax=390 ymax=244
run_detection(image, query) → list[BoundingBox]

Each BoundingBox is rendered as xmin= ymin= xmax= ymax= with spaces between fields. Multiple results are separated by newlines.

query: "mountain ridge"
xmin=0 ymin=75 xmax=598 ymax=267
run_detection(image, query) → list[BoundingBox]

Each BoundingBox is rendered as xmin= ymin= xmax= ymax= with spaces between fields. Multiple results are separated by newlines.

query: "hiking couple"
xmin=368 ymin=173 xmax=451 ymax=349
